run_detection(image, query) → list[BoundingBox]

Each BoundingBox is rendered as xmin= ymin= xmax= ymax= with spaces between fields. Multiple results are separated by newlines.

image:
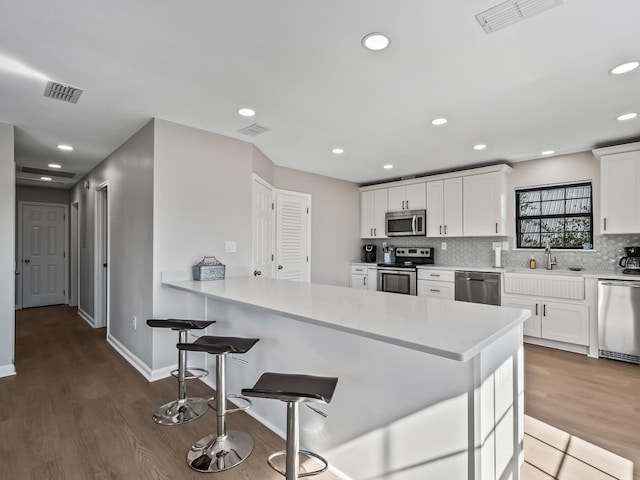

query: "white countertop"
xmin=163 ymin=276 xmax=529 ymax=362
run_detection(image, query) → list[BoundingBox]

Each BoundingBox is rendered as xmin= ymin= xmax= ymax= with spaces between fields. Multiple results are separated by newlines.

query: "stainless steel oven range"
xmin=377 ymin=247 xmax=434 ymax=295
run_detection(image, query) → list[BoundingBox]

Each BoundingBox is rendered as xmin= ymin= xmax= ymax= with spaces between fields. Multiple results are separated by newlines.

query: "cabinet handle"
xmin=543 ymin=304 xmax=546 ymax=316
xmin=430 ymin=274 xmax=440 ymax=277
xmin=535 ymin=304 xmax=538 ymax=315
xmin=495 ymin=222 xmax=498 ymax=234
xmin=444 ymin=225 xmax=447 ymax=235
xmin=604 ymin=218 xmax=607 ymax=231
xmin=374 ymin=228 xmax=377 ymax=236
xmin=364 ymin=277 xmax=367 ymax=286
xmin=402 ymin=200 xmax=405 ymax=209
xmin=440 ymin=225 xmax=442 ymax=235
xmin=430 ymin=289 xmax=440 ymax=293
xmin=406 ymin=200 xmax=409 ymax=209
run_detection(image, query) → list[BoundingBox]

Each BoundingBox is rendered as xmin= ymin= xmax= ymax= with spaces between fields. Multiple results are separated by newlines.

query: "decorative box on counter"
xmin=192 ymin=256 xmax=225 ymax=281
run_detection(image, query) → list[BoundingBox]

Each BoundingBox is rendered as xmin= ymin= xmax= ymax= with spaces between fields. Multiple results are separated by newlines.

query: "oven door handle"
xmin=412 ymin=214 xmax=417 ymax=234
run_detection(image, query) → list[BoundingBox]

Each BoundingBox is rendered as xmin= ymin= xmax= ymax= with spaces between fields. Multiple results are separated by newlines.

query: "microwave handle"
xmin=412 ymin=214 xmax=417 ymax=234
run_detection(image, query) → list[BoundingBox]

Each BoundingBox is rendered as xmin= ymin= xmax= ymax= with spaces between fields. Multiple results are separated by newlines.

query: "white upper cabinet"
xmin=595 ymin=143 xmax=640 ymax=234
xmin=463 ymin=171 xmax=509 ymax=236
xmin=360 ymin=189 xmax=388 ymax=238
xmin=426 ymin=178 xmax=463 ymax=237
xmin=387 ymin=183 xmax=426 ymax=211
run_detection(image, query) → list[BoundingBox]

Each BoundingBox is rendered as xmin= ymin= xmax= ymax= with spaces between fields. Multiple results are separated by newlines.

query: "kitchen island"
xmin=162 ymin=275 xmax=529 ymax=480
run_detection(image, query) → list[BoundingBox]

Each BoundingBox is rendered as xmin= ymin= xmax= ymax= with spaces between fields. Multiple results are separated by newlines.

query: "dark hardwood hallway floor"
xmin=0 ymin=305 xmax=339 ymax=480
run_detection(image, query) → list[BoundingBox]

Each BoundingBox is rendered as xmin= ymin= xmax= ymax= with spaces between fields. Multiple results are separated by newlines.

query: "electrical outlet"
xmin=133 ymin=315 xmax=137 ymax=330
xmin=225 ymin=241 xmax=237 ymax=253
xmin=441 ymin=242 xmax=447 ymax=250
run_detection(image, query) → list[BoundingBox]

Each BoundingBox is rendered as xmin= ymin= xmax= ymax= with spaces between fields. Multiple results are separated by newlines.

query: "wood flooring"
xmin=2 ymin=306 xmax=638 ymax=479
xmin=0 ymin=305 xmax=338 ymax=480
xmin=524 ymin=344 xmax=640 ymax=480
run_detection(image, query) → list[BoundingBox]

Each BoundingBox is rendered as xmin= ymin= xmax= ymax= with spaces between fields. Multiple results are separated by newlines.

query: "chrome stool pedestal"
xmin=146 ymin=318 xmax=215 ymax=426
xmin=177 ymin=336 xmax=260 ymax=473
xmin=242 ymin=372 xmax=338 ymax=480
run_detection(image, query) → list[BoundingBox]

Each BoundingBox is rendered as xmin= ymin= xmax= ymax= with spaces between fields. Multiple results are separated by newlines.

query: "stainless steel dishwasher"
xmin=454 ymin=271 xmax=501 ymax=306
xmin=598 ymin=280 xmax=640 ymax=364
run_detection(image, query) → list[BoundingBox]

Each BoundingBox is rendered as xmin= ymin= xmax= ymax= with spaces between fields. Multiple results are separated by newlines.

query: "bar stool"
xmin=177 ymin=335 xmax=260 ymax=473
xmin=242 ymin=372 xmax=338 ymax=480
xmin=146 ymin=318 xmax=215 ymax=425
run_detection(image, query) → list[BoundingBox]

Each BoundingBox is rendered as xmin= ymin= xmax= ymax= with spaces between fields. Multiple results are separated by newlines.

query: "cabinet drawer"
xmin=504 ymin=273 xmax=584 ymax=300
xmin=418 ymin=280 xmax=455 ymax=299
xmin=351 ymin=265 xmax=370 ymax=274
xmin=417 ymin=269 xmax=455 ymax=282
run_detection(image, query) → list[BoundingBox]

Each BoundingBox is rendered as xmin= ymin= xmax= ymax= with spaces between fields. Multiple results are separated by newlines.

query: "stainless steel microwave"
xmin=385 ymin=209 xmax=426 ymax=237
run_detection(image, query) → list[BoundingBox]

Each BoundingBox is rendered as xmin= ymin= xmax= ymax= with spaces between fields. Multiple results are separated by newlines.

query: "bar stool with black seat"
xmin=177 ymin=335 xmax=260 ymax=473
xmin=146 ymin=318 xmax=215 ymax=425
xmin=242 ymin=372 xmax=338 ymax=480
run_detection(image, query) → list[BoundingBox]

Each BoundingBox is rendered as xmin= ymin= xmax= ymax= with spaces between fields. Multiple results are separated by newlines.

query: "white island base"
xmin=161 ymin=276 xmax=527 ymax=480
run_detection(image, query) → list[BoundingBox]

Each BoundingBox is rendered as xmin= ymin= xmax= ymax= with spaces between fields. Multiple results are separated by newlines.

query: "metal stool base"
xmin=152 ymin=397 xmax=209 ymax=426
xmin=187 ymin=430 xmax=254 ymax=472
xmin=268 ymin=450 xmax=329 ymax=478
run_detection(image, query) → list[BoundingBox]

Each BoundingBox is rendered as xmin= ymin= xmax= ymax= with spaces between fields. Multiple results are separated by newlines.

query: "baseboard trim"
xmin=0 ymin=364 xmax=16 ymax=378
xmin=77 ymin=308 xmax=95 ymax=328
xmin=107 ymin=334 xmax=153 ymax=381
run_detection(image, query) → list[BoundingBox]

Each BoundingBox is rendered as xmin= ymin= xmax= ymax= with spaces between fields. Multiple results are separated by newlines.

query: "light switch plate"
xmin=441 ymin=242 xmax=447 ymax=250
xmin=225 ymin=241 xmax=237 ymax=253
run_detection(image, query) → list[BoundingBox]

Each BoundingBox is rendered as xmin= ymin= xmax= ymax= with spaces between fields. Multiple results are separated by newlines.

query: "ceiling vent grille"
xmin=237 ymin=123 xmax=270 ymax=136
xmin=16 ymin=175 xmax=66 ymax=185
xmin=20 ymin=166 xmax=77 ymax=178
xmin=44 ymin=81 xmax=83 ymax=103
xmin=476 ymin=0 xmax=563 ymax=34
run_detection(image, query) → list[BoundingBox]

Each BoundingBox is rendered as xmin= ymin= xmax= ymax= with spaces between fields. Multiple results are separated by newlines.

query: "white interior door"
xmin=22 ymin=204 xmax=66 ymax=308
xmin=252 ymin=175 xmax=274 ymax=278
xmin=275 ymin=190 xmax=310 ymax=282
xmin=70 ymin=202 xmax=79 ymax=306
xmin=95 ymin=185 xmax=109 ymax=329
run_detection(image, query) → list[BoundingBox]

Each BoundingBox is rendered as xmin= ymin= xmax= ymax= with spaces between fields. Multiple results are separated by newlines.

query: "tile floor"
xmin=523 ymin=415 xmax=633 ymax=480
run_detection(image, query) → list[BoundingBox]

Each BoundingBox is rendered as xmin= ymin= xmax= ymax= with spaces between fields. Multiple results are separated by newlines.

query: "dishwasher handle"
xmin=599 ymin=281 xmax=640 ymax=288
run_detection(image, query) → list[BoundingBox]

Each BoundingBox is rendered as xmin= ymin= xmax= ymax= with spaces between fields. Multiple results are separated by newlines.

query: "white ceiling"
xmin=1 ymin=0 xmax=639 ymax=189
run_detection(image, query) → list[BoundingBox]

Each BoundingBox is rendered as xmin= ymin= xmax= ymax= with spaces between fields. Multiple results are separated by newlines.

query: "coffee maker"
xmin=619 ymin=246 xmax=640 ymax=274
xmin=362 ymin=244 xmax=377 ymax=263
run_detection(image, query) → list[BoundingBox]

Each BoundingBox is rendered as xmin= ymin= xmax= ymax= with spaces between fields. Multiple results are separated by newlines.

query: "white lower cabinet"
xmin=502 ymin=295 xmax=589 ymax=346
xmin=417 ymin=269 xmax=455 ymax=300
xmin=350 ymin=265 xmax=378 ymax=291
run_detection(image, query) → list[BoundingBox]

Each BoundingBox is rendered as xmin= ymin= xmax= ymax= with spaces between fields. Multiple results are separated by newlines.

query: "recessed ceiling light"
xmin=383 ymin=164 xmax=394 ymax=169
xmin=237 ymin=107 xmax=256 ymax=117
xmin=57 ymin=144 xmax=73 ymax=151
xmin=431 ymin=118 xmax=448 ymax=126
xmin=473 ymin=144 xmax=487 ymax=150
xmin=362 ymin=33 xmax=391 ymax=51
xmin=331 ymin=148 xmax=344 ymax=155
xmin=40 ymin=176 xmax=52 ymax=181
xmin=541 ymin=150 xmax=555 ymax=156
xmin=609 ymin=61 xmax=639 ymax=75
xmin=48 ymin=163 xmax=62 ymax=169
xmin=617 ymin=112 xmax=638 ymax=121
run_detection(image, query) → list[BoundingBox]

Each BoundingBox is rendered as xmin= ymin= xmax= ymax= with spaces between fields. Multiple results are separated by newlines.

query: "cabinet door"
xmin=443 ymin=177 xmax=463 ymax=236
xmin=367 ymin=268 xmax=378 ymax=291
xmin=426 ymin=181 xmax=444 ymax=237
xmin=463 ymin=172 xmax=505 ymax=236
xmin=372 ymin=188 xmax=388 ymax=238
xmin=405 ymin=183 xmax=426 ymax=210
xmin=501 ymin=297 xmax=541 ymax=338
xmin=387 ymin=186 xmax=406 ymax=211
xmin=360 ymin=191 xmax=375 ymax=238
xmin=541 ymin=301 xmax=589 ymax=345
xmin=601 ymin=151 xmax=640 ymax=234
xmin=350 ymin=273 xmax=368 ymax=289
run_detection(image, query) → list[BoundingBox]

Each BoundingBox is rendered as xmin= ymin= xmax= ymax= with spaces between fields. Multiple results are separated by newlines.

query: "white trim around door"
xmin=94 ymin=183 xmax=109 ymax=331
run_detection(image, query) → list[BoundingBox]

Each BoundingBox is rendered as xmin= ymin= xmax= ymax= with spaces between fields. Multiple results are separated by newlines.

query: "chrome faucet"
xmin=544 ymin=240 xmax=557 ymax=270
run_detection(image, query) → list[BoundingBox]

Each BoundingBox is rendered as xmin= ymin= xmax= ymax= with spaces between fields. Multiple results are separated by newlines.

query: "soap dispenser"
xmin=529 ymin=256 xmax=536 ymax=269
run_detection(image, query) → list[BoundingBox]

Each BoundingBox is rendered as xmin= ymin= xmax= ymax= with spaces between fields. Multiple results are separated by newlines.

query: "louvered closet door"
xmin=275 ymin=191 xmax=310 ymax=282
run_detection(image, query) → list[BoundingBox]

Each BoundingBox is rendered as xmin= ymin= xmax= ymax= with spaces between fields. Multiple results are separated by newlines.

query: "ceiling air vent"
xmin=237 ymin=123 xmax=270 ymax=136
xmin=476 ymin=0 xmax=563 ymax=34
xmin=44 ymin=81 xmax=83 ymax=103
xmin=20 ymin=166 xmax=77 ymax=178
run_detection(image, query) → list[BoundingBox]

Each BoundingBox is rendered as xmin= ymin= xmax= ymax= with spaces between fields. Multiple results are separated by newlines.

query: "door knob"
xmin=24 ymin=259 xmax=30 ymax=264
xmin=277 ymin=265 xmax=283 ymax=270
xmin=253 ymin=270 xmax=262 ymax=276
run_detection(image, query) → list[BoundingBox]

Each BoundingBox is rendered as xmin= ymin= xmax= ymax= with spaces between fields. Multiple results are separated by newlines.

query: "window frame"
xmin=515 ymin=181 xmax=593 ymax=250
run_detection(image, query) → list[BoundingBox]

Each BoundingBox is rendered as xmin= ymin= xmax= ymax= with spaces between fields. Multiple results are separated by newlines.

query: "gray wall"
xmin=273 ymin=166 xmax=361 ymax=286
xmin=0 ymin=123 xmax=16 ymax=375
xmin=152 ymin=119 xmax=254 ymax=369
xmin=70 ymin=120 xmax=155 ymax=367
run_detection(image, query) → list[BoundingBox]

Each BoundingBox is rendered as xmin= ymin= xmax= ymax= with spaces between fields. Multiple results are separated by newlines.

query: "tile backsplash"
xmin=362 ymin=234 xmax=640 ymax=272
